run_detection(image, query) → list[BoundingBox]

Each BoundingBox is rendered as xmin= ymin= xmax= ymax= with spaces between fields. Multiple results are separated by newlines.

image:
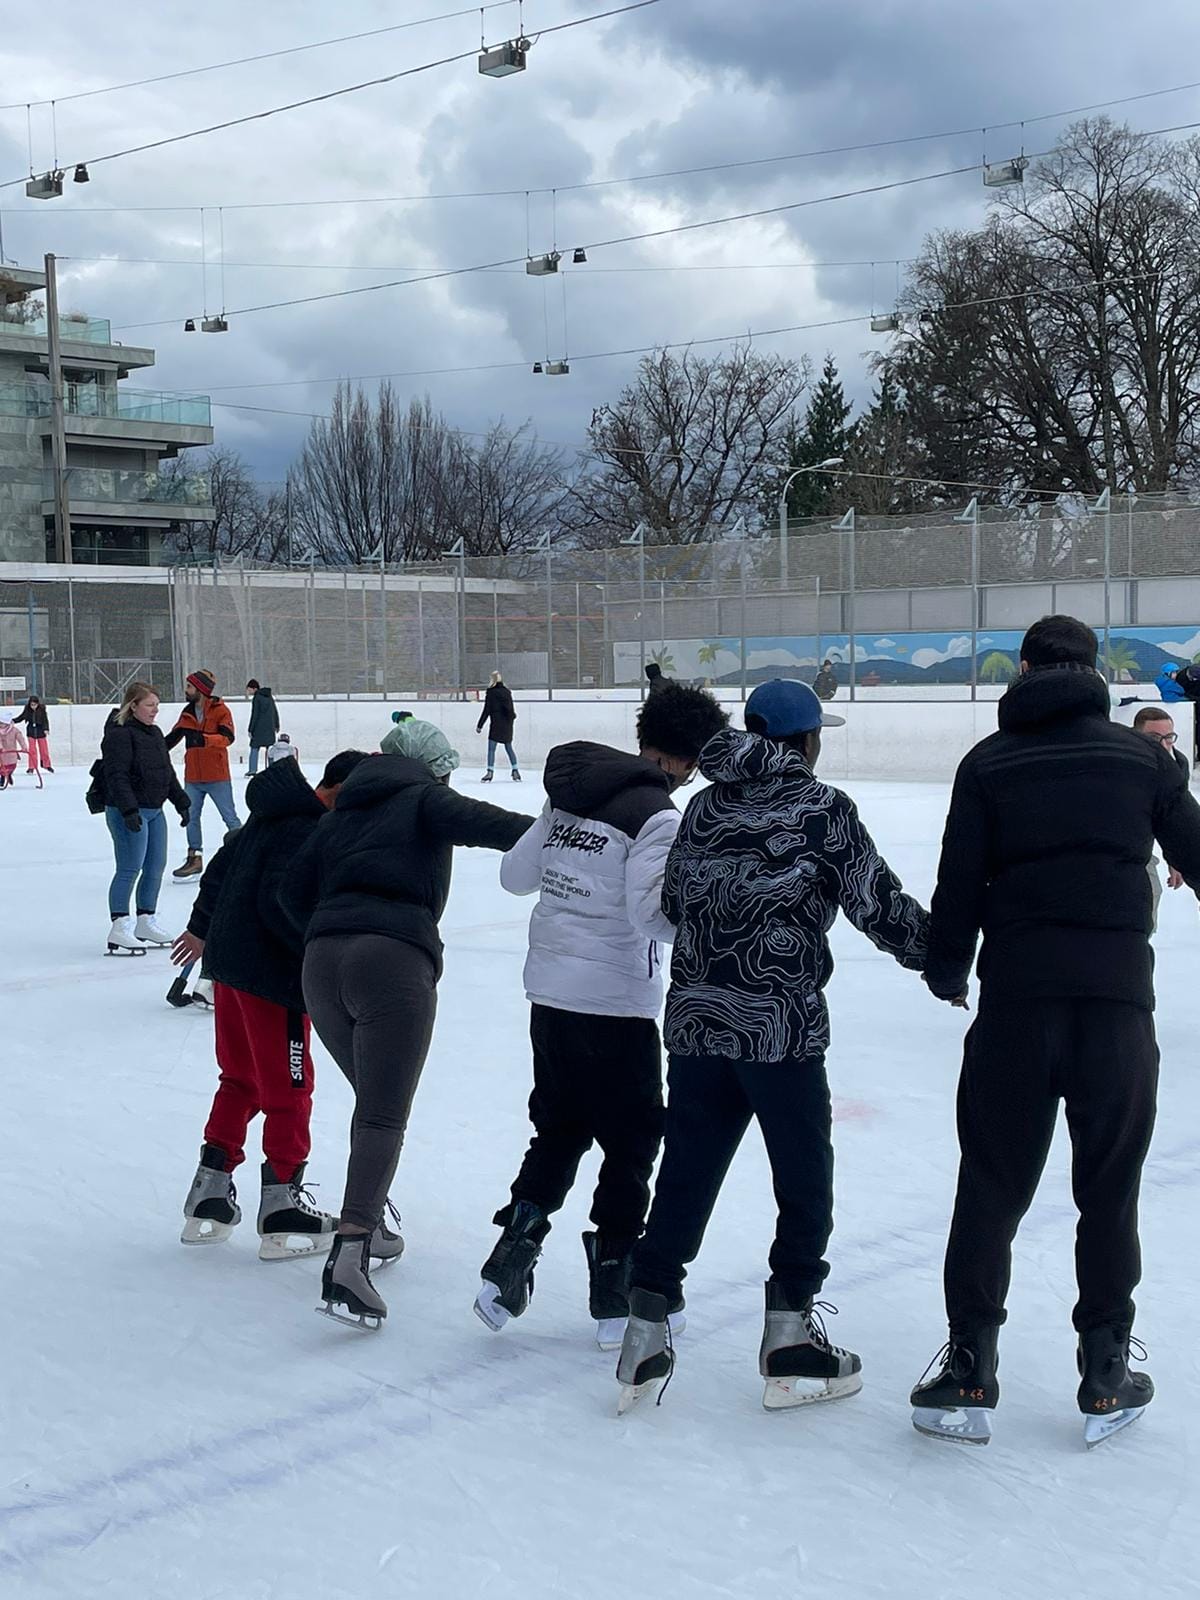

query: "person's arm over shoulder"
xmin=828 ymin=791 xmax=929 ymax=972
xmin=499 ymin=801 xmax=551 ymax=894
xmin=924 ymin=755 xmax=990 ymax=998
xmin=422 ymin=782 xmax=535 ymax=852
xmin=626 ymin=806 xmax=681 ymax=944
xmin=100 ymin=723 xmax=137 ymax=816
xmin=1153 ymin=751 xmax=1200 ymax=894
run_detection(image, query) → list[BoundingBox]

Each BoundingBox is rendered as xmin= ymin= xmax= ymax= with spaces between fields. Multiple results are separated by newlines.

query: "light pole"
xmin=1092 ymin=487 xmax=1113 ymax=680
xmin=831 ymin=508 xmax=856 ymax=700
xmin=536 ymin=531 xmax=554 ymax=700
xmin=954 ymin=497 xmax=980 ymax=700
xmin=444 ymin=537 xmax=466 ymax=699
xmin=622 ymin=522 xmax=647 ymax=698
xmin=778 ymin=457 xmax=845 ymax=591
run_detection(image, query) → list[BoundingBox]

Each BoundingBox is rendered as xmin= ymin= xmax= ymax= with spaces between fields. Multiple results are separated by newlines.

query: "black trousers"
xmin=303 ymin=934 xmax=438 ymax=1232
xmin=631 ymin=1052 xmax=834 ymax=1307
xmin=944 ymin=998 xmax=1159 ymax=1336
xmin=506 ymin=1004 xmax=664 ymax=1255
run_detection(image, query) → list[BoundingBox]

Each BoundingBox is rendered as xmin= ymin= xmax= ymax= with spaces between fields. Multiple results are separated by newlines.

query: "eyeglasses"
xmin=1145 ymin=729 xmax=1178 ymax=746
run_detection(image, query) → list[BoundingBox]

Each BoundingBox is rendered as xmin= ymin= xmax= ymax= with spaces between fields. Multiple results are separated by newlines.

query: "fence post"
xmin=360 ymin=577 xmax=370 ymax=698
xmin=306 ymin=563 xmax=317 ymax=700
xmin=417 ymin=581 xmax=426 ymax=695
xmin=343 ymin=568 xmax=351 ymax=699
xmin=575 ymin=580 xmax=581 ymax=689
xmin=26 ymin=585 xmax=39 ymax=697
xmin=954 ymin=498 xmax=980 ymax=701
xmin=831 ymin=508 xmax=856 ymax=701
xmin=380 ymin=556 xmax=389 ymax=702
xmin=739 ymin=546 xmax=748 ymax=702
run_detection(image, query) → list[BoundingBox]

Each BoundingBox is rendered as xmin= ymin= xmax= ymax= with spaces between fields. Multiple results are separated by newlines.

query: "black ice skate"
xmin=370 ymin=1200 xmax=405 ymax=1267
xmin=481 ymin=771 xmax=494 ymax=783
xmin=759 ymin=1283 xmax=863 ymax=1410
xmin=257 ymin=1160 xmax=337 ymax=1261
xmin=474 ymin=1200 xmax=551 ymax=1331
xmin=911 ymin=1327 xmax=1000 ymax=1445
xmin=181 ymin=1143 xmax=242 ymax=1245
xmin=584 ymin=1230 xmax=632 ymax=1350
xmin=511 ymin=769 xmax=522 ymax=781
xmin=615 ymin=1287 xmax=675 ymax=1414
xmin=317 ymin=1232 xmax=386 ymax=1331
xmin=1077 ymin=1325 xmax=1153 ymax=1449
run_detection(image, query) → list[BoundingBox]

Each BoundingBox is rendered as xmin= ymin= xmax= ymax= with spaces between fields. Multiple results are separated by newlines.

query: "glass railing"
xmin=0 ymin=311 xmax=113 ymax=343
xmin=0 ymin=381 xmax=212 ymax=426
xmin=44 ymin=466 xmax=212 ymax=508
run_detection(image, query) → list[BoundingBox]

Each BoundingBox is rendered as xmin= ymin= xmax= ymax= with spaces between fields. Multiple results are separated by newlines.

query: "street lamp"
xmin=778 ymin=457 xmax=845 ymax=590
xmin=954 ymin=497 xmax=980 ymax=698
xmin=622 ymin=523 xmax=648 ymax=698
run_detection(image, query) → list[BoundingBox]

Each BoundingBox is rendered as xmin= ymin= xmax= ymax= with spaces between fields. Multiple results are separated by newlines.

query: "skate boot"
xmin=911 ymin=1326 xmax=1000 ymax=1445
xmin=317 ymin=1232 xmax=386 ymax=1330
xmin=1077 ymin=1324 xmax=1153 ymax=1448
xmin=173 ymin=850 xmax=203 ymax=881
xmin=511 ymin=769 xmax=522 ymax=782
xmin=759 ymin=1283 xmax=863 ymax=1410
xmin=616 ymin=1288 xmax=675 ymax=1413
xmin=370 ymin=1200 xmax=405 ymax=1266
xmin=191 ymin=977 xmax=215 ymax=1011
xmin=584 ymin=1231 xmax=632 ymax=1350
xmin=181 ymin=1143 xmax=241 ymax=1245
xmin=257 ymin=1160 xmax=337 ymax=1261
xmin=474 ymin=1200 xmax=551 ymax=1331
xmin=106 ymin=915 xmax=146 ymax=956
xmin=481 ymin=770 xmax=494 ymax=783
xmin=134 ymin=913 xmax=174 ymax=948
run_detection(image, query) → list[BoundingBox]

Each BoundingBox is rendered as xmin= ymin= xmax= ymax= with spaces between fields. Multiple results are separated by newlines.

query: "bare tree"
xmin=162 ymin=446 xmax=283 ymax=560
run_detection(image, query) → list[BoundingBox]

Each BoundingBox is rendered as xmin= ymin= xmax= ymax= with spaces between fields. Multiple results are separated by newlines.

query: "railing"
xmin=0 ymin=381 xmax=212 ymax=426
xmin=44 ymin=467 xmax=212 ymax=508
xmin=0 ymin=310 xmax=113 ymax=344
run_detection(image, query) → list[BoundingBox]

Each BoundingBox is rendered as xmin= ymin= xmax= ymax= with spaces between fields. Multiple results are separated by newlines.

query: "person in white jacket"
xmin=475 ymin=682 xmax=729 ymax=1345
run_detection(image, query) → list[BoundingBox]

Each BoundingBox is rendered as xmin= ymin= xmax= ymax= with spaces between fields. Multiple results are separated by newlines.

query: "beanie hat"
xmin=267 ymin=737 xmax=297 ymax=765
xmin=187 ymin=669 xmax=216 ymax=698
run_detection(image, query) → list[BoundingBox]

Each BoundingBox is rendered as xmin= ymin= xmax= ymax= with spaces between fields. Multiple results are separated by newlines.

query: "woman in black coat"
xmin=14 ymin=694 xmax=52 ymax=773
xmin=476 ymin=671 xmax=520 ymax=782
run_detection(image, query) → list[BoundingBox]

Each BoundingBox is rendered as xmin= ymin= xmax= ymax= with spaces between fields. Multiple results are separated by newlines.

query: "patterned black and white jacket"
xmin=663 ymin=729 xmax=929 ymax=1064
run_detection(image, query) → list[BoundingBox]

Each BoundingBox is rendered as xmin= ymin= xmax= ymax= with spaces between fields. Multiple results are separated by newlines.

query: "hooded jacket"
xmin=164 ymin=694 xmax=236 ymax=785
xmin=247 ymin=686 xmax=280 ymax=748
xmin=925 ymin=664 xmax=1200 ymax=1010
xmin=1155 ymin=664 xmax=1185 ymax=703
xmin=500 ymin=741 xmax=681 ymax=1019
xmin=278 ymin=755 xmax=533 ymax=975
xmin=0 ymin=718 xmax=27 ymax=764
xmin=188 ymin=757 xmax=328 ymax=1011
xmin=663 ymin=729 xmax=928 ymax=1063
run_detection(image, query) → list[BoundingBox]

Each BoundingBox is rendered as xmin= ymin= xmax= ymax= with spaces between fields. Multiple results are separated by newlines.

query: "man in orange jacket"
xmin=165 ymin=668 xmax=241 ymax=880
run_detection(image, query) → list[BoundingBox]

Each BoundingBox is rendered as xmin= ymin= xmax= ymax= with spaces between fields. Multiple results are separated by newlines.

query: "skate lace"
xmin=805 ymin=1300 xmax=850 ymax=1358
xmin=1128 ymin=1336 xmax=1148 ymax=1364
xmin=381 ymin=1199 xmax=403 ymax=1240
xmin=289 ymin=1177 xmax=327 ymax=1220
xmin=654 ymin=1317 xmax=677 ymax=1408
xmin=916 ymin=1338 xmax=980 ymax=1385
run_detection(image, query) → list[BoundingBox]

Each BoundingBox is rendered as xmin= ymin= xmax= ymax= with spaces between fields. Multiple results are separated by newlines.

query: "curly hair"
xmin=636 ymin=681 xmax=728 ymax=761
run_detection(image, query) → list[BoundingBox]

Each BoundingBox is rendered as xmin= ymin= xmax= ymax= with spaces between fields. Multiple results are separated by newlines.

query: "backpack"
xmin=85 ymin=758 xmax=108 ymax=815
xmin=1174 ymin=663 xmax=1200 ymax=701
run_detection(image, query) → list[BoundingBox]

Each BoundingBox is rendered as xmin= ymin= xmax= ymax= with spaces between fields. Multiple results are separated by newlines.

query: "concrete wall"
xmin=9 ymin=695 xmax=1193 ymax=786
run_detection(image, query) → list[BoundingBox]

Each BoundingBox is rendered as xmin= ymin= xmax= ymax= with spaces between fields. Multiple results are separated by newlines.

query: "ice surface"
xmin=2 ymin=768 xmax=1198 ymax=1600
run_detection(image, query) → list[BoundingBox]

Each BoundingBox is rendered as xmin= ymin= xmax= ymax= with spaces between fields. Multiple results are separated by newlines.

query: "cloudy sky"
xmin=2 ymin=0 xmax=1198 ymax=485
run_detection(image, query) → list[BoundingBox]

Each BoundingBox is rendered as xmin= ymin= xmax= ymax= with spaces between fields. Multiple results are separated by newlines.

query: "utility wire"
xmin=63 ymin=252 xmax=918 ymax=274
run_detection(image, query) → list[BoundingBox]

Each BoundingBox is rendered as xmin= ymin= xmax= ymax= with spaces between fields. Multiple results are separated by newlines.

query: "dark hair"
xmin=1020 ymin=615 xmax=1098 ymax=669
xmin=744 ymin=717 xmax=813 ymax=756
xmin=319 ymin=749 xmax=369 ymax=789
xmin=1133 ymin=706 xmax=1173 ymax=730
xmin=636 ymin=682 xmax=728 ymax=761
xmin=246 ymin=678 xmax=260 ymax=691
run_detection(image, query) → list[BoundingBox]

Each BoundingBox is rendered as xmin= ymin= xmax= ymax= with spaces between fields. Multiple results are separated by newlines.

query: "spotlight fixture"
xmin=870 ymin=313 xmax=902 ymax=333
xmin=183 ymin=318 xmax=196 ymax=332
xmin=983 ymin=157 xmax=1028 ymax=189
xmin=532 ymin=361 xmax=544 ymax=373
xmin=526 ymin=251 xmax=561 ymax=277
xmin=201 ymin=315 xmax=228 ymax=333
xmin=572 ymin=248 xmax=588 ymax=265
xmin=72 ymin=163 xmax=90 ymax=184
xmin=546 ymin=360 xmax=570 ymax=376
xmin=478 ymin=37 xmax=530 ymax=77
xmin=25 ymin=170 xmax=64 ymax=200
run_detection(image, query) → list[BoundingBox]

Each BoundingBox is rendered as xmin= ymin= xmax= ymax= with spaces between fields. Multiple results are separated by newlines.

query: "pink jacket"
xmin=0 ymin=720 xmax=27 ymax=765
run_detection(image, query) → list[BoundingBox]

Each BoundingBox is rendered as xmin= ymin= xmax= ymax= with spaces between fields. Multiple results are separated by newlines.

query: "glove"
xmin=123 ymin=810 xmax=143 ymax=833
xmin=175 ymin=802 xmax=191 ymax=828
xmin=183 ymin=729 xmax=206 ymax=750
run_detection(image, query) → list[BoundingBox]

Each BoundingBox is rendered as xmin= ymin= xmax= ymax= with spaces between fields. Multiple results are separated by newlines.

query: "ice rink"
xmin=3 ymin=766 xmax=1198 ymax=1600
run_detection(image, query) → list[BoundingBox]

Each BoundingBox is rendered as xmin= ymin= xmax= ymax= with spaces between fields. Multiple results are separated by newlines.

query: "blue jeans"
xmin=186 ymin=779 xmax=241 ymax=851
xmin=248 ymin=746 xmax=263 ymax=775
xmin=487 ymin=740 xmax=518 ymax=771
xmin=106 ymin=806 xmax=168 ymax=917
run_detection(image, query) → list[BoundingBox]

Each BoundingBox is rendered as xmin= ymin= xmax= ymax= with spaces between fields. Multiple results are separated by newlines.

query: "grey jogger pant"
xmin=302 ymin=933 xmax=438 ymax=1231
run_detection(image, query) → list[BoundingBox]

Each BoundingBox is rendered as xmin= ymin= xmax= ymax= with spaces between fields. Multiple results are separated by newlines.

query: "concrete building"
xmin=0 ymin=263 xmax=214 ymax=564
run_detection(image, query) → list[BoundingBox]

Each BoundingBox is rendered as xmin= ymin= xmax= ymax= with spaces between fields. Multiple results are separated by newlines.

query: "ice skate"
xmin=317 ymin=1232 xmax=386 ymax=1330
xmin=911 ymin=1327 xmax=999 ymax=1445
xmin=173 ymin=849 xmax=203 ymax=881
xmin=474 ymin=1200 xmax=550 ymax=1331
xmin=106 ymin=916 xmax=146 ymax=957
xmin=481 ymin=770 xmax=494 ymax=783
xmin=1078 ymin=1325 xmax=1153 ymax=1449
xmin=584 ymin=1230 xmax=631 ymax=1349
xmin=370 ymin=1200 xmax=405 ymax=1266
xmin=133 ymin=913 xmax=174 ymax=948
xmin=190 ymin=977 xmax=215 ymax=1011
xmin=181 ymin=1143 xmax=242 ymax=1245
xmin=257 ymin=1160 xmax=336 ymax=1261
xmin=615 ymin=1288 xmax=675 ymax=1413
xmin=511 ymin=769 xmax=522 ymax=781
xmin=758 ymin=1284 xmax=863 ymax=1410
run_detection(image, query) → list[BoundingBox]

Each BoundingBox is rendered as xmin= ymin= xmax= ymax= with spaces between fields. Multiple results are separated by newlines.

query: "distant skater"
xmin=477 ymin=671 xmax=520 ymax=782
xmin=14 ymin=695 xmax=53 ymax=773
xmin=246 ymin=680 xmax=281 ymax=775
xmin=0 ymin=711 xmax=26 ymax=790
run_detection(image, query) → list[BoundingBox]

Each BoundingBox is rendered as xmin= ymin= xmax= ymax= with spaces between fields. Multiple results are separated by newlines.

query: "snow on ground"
xmin=2 ymin=766 xmax=1198 ymax=1600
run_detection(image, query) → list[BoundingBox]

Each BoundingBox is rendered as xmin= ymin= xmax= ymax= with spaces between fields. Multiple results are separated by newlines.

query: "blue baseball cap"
xmin=745 ymin=678 xmax=846 ymax=735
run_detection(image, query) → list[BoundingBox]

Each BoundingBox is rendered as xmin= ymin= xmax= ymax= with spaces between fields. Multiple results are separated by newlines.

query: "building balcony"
xmin=1 ymin=380 xmax=212 ymax=427
xmin=0 ymin=308 xmax=113 ymax=344
xmin=42 ymin=465 xmax=212 ymax=521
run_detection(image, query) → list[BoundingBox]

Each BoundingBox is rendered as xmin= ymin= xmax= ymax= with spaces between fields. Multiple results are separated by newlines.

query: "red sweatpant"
xmin=204 ymin=983 xmax=314 ymax=1183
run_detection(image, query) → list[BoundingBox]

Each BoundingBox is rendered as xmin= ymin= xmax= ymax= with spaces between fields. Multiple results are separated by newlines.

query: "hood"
xmin=254 ymin=686 xmax=274 ymax=699
xmin=698 ymin=727 xmax=812 ymax=786
xmin=997 ymin=664 xmax=1111 ymax=733
xmin=544 ymin=741 xmax=669 ymax=814
xmin=245 ymin=752 xmax=325 ymax=822
xmin=333 ymin=753 xmax=435 ymax=811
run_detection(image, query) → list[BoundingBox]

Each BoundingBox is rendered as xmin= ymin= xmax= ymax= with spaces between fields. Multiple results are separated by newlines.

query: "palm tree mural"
xmin=1103 ymin=640 xmax=1140 ymax=682
xmin=697 ymin=641 xmax=722 ymax=684
xmin=980 ymin=650 xmax=1018 ymax=684
xmin=650 ymin=646 xmax=678 ymax=674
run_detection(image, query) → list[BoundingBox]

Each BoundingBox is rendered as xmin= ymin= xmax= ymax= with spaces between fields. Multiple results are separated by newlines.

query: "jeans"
xmin=487 ymin=740 xmax=518 ymax=771
xmin=185 ymin=779 xmax=241 ymax=852
xmin=105 ymin=805 xmax=168 ymax=917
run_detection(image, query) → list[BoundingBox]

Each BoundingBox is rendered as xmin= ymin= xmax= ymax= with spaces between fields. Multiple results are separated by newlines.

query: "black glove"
xmin=175 ymin=802 xmax=191 ymax=828
xmin=123 ymin=810 xmax=143 ymax=833
xmin=183 ymin=729 xmax=206 ymax=750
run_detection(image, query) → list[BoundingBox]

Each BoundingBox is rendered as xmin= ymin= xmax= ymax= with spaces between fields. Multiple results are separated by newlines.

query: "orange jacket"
xmin=165 ymin=695 xmax=235 ymax=785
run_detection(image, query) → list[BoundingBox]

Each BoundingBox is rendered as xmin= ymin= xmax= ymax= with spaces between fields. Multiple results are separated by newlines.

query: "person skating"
xmin=245 ymin=679 xmax=280 ymax=776
xmin=477 ymin=671 xmax=520 ymax=781
xmin=1133 ymin=707 xmax=1188 ymax=931
xmin=100 ymin=683 xmax=190 ymax=955
xmin=165 ymin=668 xmax=240 ymax=880
xmin=0 ymin=712 xmax=27 ymax=790
xmin=913 ymin=617 xmax=1200 ymax=1449
xmin=172 ymin=749 xmax=369 ymax=1259
xmin=380 ymin=714 xmax=457 ymax=777
xmin=14 ymin=695 xmax=53 ymax=774
xmin=812 ymin=660 xmax=838 ymax=702
xmin=477 ymin=682 xmax=729 ymax=1346
xmin=615 ymin=680 xmax=930 ymax=1414
xmin=280 ymin=742 xmax=534 ymax=1330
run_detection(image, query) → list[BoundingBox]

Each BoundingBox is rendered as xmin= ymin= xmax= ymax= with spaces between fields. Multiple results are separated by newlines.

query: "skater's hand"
xmin=175 ymin=802 xmax=191 ymax=828
xmin=1168 ymin=868 xmax=1184 ymax=890
xmin=171 ymin=931 xmax=204 ymax=967
xmin=123 ymin=810 xmax=143 ymax=833
xmin=183 ymin=729 xmax=206 ymax=750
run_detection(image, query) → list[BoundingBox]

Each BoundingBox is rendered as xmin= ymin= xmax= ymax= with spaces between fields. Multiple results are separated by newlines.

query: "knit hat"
xmin=186 ymin=668 xmax=216 ymax=698
xmin=379 ymin=717 xmax=460 ymax=777
xmin=267 ymin=737 xmax=297 ymax=764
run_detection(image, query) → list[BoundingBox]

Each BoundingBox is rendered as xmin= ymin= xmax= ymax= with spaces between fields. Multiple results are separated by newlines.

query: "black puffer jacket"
xmin=248 ymin=686 xmax=280 ymax=748
xmin=279 ymin=755 xmax=533 ymax=975
xmin=926 ymin=665 xmax=1200 ymax=1010
xmin=100 ymin=712 xmax=189 ymax=818
xmin=477 ymin=683 xmax=516 ymax=744
xmin=188 ymin=757 xmax=327 ymax=1012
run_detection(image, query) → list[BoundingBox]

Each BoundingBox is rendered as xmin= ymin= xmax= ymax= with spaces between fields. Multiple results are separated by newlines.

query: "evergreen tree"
xmin=768 ymin=353 xmax=852 ymax=524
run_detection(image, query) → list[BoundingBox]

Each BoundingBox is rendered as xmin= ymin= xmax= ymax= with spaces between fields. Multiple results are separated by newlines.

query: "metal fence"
xmin=4 ymin=491 xmax=1200 ymax=704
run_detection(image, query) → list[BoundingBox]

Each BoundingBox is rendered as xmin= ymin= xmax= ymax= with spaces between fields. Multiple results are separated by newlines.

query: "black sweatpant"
xmin=302 ymin=933 xmax=438 ymax=1232
xmin=944 ymin=997 xmax=1159 ymax=1336
xmin=506 ymin=1004 xmax=664 ymax=1255
xmin=631 ymin=1052 xmax=834 ymax=1307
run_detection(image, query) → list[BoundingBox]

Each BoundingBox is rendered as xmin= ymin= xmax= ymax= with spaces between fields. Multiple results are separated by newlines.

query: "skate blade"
xmin=1084 ymin=1406 xmax=1147 ymax=1449
xmin=258 ymin=1231 xmax=336 ymax=1262
xmin=911 ymin=1405 xmax=993 ymax=1445
xmin=474 ymin=1282 xmax=511 ymax=1332
xmin=315 ymin=1300 xmax=383 ymax=1332
xmin=596 ymin=1310 xmax=686 ymax=1352
xmin=616 ymin=1378 xmax=664 ymax=1416
xmin=762 ymin=1372 xmax=864 ymax=1410
xmin=106 ymin=946 xmax=147 ymax=957
xmin=181 ymin=1217 xmax=237 ymax=1245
